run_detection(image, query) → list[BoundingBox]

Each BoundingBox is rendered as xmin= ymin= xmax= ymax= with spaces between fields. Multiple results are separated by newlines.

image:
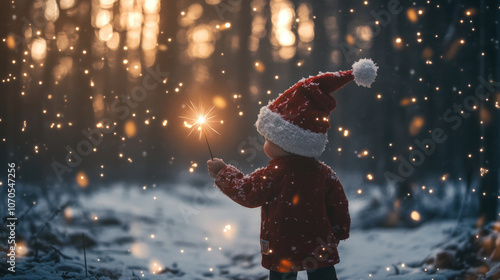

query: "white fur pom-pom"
xmin=352 ymin=58 xmax=378 ymax=88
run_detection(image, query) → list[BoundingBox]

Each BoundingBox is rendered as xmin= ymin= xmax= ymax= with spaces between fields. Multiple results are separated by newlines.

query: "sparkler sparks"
xmin=181 ymin=101 xmax=219 ymax=160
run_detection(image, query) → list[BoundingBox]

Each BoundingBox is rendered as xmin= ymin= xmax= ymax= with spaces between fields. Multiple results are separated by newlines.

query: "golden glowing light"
xmin=187 ymin=24 xmax=215 ymax=59
xmin=254 ymin=61 xmax=266 ymax=72
xmin=480 ymin=168 xmax=489 ymax=176
xmin=181 ymin=101 xmax=219 ymax=140
xmin=212 ymin=96 xmax=227 ymax=109
xmin=6 ymin=34 xmax=16 ymax=50
xmin=131 ymin=242 xmax=150 ymax=259
xmin=411 ymin=211 xmax=421 ymax=221
xmin=64 ymin=207 xmax=74 ymax=219
xmin=149 ymin=260 xmax=163 ymax=274
xmin=16 ymin=241 xmax=29 ymax=257
xmin=409 ymin=116 xmax=425 ymax=136
xmin=407 ymin=8 xmax=418 ymax=23
xmin=76 ymin=171 xmax=89 ymax=187
xmin=31 ymin=38 xmax=47 ymax=61
xmin=124 ymin=120 xmax=137 ymax=138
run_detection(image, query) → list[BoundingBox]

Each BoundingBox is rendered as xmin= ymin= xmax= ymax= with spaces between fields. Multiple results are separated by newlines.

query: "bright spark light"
xmin=181 ymin=101 xmax=219 ymax=140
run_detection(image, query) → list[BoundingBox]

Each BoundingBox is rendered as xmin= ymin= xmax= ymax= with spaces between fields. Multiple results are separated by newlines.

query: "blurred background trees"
xmin=0 ymin=0 xmax=498 ymax=222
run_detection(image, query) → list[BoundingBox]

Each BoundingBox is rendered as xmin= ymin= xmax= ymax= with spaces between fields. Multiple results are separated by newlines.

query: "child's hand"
xmin=207 ymin=158 xmax=226 ymax=178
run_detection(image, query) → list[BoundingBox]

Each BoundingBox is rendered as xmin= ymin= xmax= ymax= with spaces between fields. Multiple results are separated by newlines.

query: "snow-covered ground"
xmin=2 ymin=181 xmax=465 ymax=279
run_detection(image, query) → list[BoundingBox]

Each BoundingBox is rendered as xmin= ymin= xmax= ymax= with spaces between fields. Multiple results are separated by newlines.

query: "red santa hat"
xmin=256 ymin=58 xmax=378 ymax=158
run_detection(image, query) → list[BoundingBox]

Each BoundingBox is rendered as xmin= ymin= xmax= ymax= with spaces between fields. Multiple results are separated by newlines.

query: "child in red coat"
xmin=207 ymin=59 xmax=377 ymax=280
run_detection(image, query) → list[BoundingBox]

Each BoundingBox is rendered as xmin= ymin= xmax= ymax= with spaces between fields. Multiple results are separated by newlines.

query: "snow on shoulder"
xmin=352 ymin=58 xmax=378 ymax=88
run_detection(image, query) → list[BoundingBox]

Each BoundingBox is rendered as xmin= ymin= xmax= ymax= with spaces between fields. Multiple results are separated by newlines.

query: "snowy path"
xmin=4 ymin=183 xmax=462 ymax=279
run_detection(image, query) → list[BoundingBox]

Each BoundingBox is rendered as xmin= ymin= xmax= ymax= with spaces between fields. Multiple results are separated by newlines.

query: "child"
xmin=207 ymin=59 xmax=377 ymax=280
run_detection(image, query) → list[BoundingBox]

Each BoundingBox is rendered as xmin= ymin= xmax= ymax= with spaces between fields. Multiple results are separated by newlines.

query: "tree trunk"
xmin=478 ymin=0 xmax=499 ymax=224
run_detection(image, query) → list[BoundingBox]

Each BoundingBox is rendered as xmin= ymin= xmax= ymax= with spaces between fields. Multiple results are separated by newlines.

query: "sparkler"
xmin=182 ymin=102 xmax=218 ymax=160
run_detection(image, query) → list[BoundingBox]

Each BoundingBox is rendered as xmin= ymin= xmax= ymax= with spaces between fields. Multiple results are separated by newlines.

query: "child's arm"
xmin=325 ymin=177 xmax=350 ymax=241
xmin=207 ymin=159 xmax=274 ymax=208
xmin=207 ymin=158 xmax=227 ymax=178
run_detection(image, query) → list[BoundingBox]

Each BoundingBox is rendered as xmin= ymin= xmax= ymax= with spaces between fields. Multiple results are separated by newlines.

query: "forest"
xmin=0 ymin=0 xmax=499 ymax=279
